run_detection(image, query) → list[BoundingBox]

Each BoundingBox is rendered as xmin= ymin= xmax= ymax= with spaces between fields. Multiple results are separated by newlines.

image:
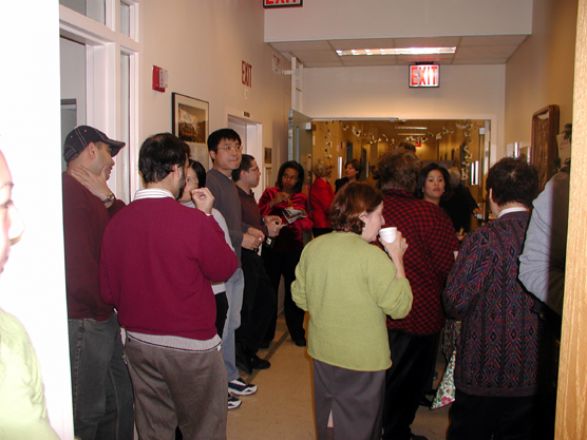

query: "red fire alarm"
xmin=152 ymin=65 xmax=168 ymax=92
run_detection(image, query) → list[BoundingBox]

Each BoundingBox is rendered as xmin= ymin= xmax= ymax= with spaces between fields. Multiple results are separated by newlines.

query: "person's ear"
xmin=209 ymin=150 xmax=217 ymax=162
xmin=86 ymin=142 xmax=97 ymax=159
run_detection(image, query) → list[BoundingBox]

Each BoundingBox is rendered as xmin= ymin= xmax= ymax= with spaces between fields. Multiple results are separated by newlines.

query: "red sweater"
xmin=309 ymin=177 xmax=334 ymax=228
xmin=62 ymin=173 xmax=125 ymax=320
xmin=382 ymin=189 xmax=458 ymax=334
xmin=100 ymin=196 xmax=238 ymax=340
xmin=259 ymin=186 xmax=312 ymax=250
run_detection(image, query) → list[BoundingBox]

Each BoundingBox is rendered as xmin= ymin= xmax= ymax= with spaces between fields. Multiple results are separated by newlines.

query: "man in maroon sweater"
xmin=100 ymin=133 xmax=238 ymax=440
xmin=61 ymin=125 xmax=134 ymax=440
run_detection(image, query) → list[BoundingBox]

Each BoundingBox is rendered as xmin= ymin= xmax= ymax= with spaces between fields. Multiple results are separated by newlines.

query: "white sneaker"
xmin=228 ymin=377 xmax=258 ymax=396
xmin=227 ymin=393 xmax=242 ymax=410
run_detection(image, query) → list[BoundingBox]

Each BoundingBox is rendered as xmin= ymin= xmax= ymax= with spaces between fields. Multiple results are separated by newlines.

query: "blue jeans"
xmin=68 ymin=314 xmax=134 ymax=440
xmin=222 ymin=268 xmax=244 ymax=382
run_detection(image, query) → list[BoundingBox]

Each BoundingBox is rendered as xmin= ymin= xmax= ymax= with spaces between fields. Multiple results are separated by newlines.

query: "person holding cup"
xmin=292 ymin=182 xmax=412 ymax=440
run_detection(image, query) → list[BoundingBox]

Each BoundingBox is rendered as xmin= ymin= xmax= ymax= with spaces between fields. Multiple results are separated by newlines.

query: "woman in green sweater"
xmin=292 ymin=182 xmax=412 ymax=440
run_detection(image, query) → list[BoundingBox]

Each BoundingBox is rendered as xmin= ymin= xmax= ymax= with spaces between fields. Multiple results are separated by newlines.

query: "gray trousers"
xmin=125 ymin=336 xmax=227 ymax=440
xmin=313 ymin=359 xmax=385 ymax=440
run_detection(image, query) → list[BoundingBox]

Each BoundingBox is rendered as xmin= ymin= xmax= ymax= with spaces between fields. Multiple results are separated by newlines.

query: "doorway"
xmin=228 ymin=115 xmax=264 ymax=198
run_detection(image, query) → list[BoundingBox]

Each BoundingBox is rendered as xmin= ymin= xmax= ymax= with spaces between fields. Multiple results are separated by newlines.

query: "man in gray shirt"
xmin=206 ymin=128 xmax=262 ymax=408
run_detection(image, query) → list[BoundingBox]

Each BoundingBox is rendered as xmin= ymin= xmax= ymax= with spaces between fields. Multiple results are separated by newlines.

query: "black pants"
xmin=447 ymin=390 xmax=541 ymax=440
xmin=236 ymin=249 xmax=276 ymax=353
xmin=382 ymin=330 xmax=438 ymax=440
xmin=262 ymin=245 xmax=305 ymax=342
xmin=215 ymin=292 xmax=228 ymax=337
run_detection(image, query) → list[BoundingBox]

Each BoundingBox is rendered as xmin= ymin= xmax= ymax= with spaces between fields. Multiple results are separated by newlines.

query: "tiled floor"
xmin=227 ymin=318 xmax=450 ymax=439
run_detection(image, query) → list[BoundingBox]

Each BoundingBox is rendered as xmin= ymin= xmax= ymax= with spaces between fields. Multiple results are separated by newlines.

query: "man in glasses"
xmin=61 ymin=125 xmax=134 ymax=440
xmin=0 ymin=150 xmax=58 ymax=439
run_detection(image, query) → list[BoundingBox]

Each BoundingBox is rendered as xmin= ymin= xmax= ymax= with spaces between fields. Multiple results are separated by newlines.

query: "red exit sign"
xmin=264 ymin=0 xmax=303 ymax=8
xmin=409 ymin=64 xmax=439 ymax=88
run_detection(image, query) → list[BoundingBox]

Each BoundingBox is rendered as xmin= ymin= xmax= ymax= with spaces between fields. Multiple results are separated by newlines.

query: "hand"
xmin=242 ymin=232 xmax=263 ymax=250
xmin=380 ymin=231 xmax=408 ymax=278
xmin=264 ymin=215 xmax=284 ymax=237
xmin=247 ymin=227 xmax=265 ymax=242
xmin=271 ymin=192 xmax=290 ymax=207
xmin=191 ymin=188 xmax=214 ymax=214
xmin=69 ymin=166 xmax=112 ymax=202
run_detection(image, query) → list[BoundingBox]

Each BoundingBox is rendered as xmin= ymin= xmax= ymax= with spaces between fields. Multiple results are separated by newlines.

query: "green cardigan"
xmin=292 ymin=232 xmax=412 ymax=371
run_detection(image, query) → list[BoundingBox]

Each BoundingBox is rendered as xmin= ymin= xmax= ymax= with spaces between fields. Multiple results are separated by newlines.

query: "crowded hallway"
xmin=2 ymin=0 xmax=587 ymax=439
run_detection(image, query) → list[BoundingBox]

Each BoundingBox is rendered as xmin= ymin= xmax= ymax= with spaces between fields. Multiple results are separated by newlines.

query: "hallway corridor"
xmin=227 ymin=317 xmax=450 ymax=439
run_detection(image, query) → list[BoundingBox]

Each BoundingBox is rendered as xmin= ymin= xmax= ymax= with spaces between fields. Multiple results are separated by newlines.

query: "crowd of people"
xmin=0 ymin=123 xmax=565 ymax=440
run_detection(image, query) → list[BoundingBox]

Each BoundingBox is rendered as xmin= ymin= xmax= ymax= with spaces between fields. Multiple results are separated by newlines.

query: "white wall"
xmin=0 ymin=2 xmax=74 ymax=438
xmin=302 ymin=64 xmax=506 ymax=160
xmin=140 ymin=0 xmax=291 ymax=173
xmin=265 ymin=0 xmax=532 ymax=41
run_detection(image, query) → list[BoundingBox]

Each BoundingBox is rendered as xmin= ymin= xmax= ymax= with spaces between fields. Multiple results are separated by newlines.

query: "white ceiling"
xmin=269 ymin=35 xmax=528 ymax=67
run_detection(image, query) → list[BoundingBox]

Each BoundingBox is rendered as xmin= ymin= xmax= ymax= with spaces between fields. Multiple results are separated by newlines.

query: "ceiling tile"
xmin=269 ymin=40 xmax=332 ymax=51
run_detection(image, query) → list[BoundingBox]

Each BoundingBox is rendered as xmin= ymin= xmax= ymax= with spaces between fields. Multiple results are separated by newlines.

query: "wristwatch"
xmin=102 ymin=192 xmax=115 ymax=204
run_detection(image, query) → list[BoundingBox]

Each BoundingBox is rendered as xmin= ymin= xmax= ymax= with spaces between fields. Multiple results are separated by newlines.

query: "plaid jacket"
xmin=382 ymin=189 xmax=458 ymax=334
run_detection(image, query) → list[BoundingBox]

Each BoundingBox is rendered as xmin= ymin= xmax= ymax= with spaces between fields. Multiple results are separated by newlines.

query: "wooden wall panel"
xmin=556 ymin=0 xmax=587 ymax=437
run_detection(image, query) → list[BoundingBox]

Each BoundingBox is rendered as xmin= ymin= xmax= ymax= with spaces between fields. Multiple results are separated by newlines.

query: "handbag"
xmin=431 ymin=349 xmax=456 ymax=409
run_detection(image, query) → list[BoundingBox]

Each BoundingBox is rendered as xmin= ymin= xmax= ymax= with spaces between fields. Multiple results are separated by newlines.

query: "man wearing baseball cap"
xmin=61 ymin=125 xmax=134 ymax=440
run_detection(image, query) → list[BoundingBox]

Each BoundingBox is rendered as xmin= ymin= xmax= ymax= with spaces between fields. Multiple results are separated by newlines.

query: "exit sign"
xmin=409 ymin=64 xmax=439 ymax=88
xmin=263 ymin=0 xmax=303 ymax=7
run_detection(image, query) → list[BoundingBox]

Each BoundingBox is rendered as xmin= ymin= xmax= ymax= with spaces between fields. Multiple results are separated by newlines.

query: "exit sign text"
xmin=263 ymin=0 xmax=303 ymax=8
xmin=409 ymin=64 xmax=439 ymax=88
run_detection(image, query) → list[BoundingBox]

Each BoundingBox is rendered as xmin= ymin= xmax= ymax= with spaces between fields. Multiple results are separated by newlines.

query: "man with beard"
xmin=100 ymin=133 xmax=238 ymax=439
xmin=62 ymin=125 xmax=134 ymax=440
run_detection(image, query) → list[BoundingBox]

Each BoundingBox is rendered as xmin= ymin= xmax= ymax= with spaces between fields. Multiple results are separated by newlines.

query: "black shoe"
xmin=250 ymin=354 xmax=271 ymax=370
xmin=236 ymin=354 xmax=253 ymax=374
xmin=293 ymin=337 xmax=306 ymax=347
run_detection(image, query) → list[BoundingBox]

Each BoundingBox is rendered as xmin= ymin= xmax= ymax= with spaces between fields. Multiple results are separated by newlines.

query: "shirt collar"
xmin=498 ymin=206 xmax=529 ymax=218
xmin=134 ymin=188 xmax=175 ymax=201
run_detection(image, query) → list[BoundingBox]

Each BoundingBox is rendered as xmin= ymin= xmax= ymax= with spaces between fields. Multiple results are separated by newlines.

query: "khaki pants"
xmin=125 ymin=336 xmax=227 ymax=440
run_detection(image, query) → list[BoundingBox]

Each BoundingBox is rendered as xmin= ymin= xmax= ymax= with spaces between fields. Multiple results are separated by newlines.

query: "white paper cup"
xmin=379 ymin=227 xmax=397 ymax=243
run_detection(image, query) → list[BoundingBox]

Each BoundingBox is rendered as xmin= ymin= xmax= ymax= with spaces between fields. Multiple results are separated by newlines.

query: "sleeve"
xmin=194 ymin=212 xmax=239 ymax=283
xmin=212 ymin=209 xmax=235 ymax=251
xmin=442 ymin=231 xmax=492 ymax=320
xmin=366 ymin=248 xmax=413 ymax=319
xmin=291 ymin=247 xmax=308 ymax=311
xmin=258 ymin=187 xmax=276 ymax=216
xmin=291 ymin=193 xmax=313 ymax=231
xmin=207 ymin=175 xmax=243 ymax=249
xmin=427 ymin=209 xmax=459 ymax=279
xmin=63 ymin=191 xmax=104 ymax=311
xmin=310 ymin=180 xmax=333 ymax=213
xmin=0 ymin=317 xmax=59 ymax=440
xmin=519 ymin=176 xmax=568 ymax=315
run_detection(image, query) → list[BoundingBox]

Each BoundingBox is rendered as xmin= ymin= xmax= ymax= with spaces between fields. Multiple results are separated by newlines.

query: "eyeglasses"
xmin=217 ymin=144 xmax=242 ymax=153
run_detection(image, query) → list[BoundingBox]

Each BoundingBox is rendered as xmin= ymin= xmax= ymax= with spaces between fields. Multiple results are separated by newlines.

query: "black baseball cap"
xmin=63 ymin=125 xmax=126 ymax=162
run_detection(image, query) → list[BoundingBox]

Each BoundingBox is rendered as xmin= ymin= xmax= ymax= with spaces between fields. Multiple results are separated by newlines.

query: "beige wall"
xmin=505 ymin=0 xmax=578 ymax=145
xmin=140 ymin=0 xmax=291 ymax=173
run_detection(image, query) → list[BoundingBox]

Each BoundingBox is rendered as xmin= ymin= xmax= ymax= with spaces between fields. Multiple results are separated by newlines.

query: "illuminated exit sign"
xmin=263 ymin=0 xmax=303 ymax=7
xmin=409 ymin=64 xmax=439 ymax=88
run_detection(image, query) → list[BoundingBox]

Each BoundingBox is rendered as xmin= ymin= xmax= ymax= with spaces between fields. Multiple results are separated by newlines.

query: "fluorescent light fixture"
xmin=396 ymin=126 xmax=428 ymax=130
xmin=336 ymin=47 xmax=456 ymax=56
xmin=399 ymin=133 xmax=427 ymax=137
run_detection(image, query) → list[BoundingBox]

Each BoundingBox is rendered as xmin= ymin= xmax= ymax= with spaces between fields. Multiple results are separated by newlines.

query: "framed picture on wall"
xmin=531 ymin=105 xmax=559 ymax=190
xmin=172 ymin=92 xmax=209 ymax=168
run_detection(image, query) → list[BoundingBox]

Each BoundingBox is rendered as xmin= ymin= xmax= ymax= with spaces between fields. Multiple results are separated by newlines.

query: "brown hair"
xmin=377 ymin=152 xmax=420 ymax=192
xmin=330 ymin=182 xmax=383 ymax=234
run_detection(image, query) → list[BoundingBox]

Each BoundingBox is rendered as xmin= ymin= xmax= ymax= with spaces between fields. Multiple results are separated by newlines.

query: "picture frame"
xmin=172 ymin=92 xmax=209 ymax=168
xmin=531 ymin=105 xmax=560 ymax=190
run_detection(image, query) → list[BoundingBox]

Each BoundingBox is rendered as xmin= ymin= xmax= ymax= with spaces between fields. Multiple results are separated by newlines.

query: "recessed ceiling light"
xmin=336 ymin=47 xmax=456 ymax=56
